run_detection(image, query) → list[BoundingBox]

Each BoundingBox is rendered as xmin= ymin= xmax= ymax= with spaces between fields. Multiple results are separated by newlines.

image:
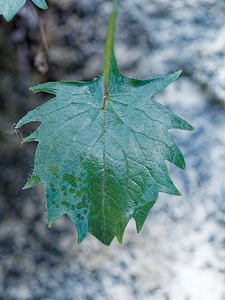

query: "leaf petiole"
xmin=103 ymin=0 xmax=120 ymax=106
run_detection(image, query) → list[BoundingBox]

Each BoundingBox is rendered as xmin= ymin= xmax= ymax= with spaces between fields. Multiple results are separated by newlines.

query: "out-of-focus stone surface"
xmin=0 ymin=0 xmax=225 ymax=299
xmin=121 ymin=0 xmax=225 ymax=102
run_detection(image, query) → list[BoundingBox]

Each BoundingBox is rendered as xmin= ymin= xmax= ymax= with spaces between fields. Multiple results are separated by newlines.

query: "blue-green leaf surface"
xmin=16 ymin=2 xmax=193 ymax=245
xmin=0 ymin=0 xmax=47 ymax=21
xmin=16 ymin=69 xmax=193 ymax=245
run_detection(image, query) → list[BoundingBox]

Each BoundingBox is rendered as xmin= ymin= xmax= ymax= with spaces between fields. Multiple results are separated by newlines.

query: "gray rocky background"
xmin=0 ymin=0 xmax=225 ymax=299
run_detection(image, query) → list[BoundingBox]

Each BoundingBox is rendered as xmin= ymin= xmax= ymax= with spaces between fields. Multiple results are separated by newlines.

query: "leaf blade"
xmin=0 ymin=0 xmax=47 ymax=21
xmin=17 ymin=1 xmax=193 ymax=245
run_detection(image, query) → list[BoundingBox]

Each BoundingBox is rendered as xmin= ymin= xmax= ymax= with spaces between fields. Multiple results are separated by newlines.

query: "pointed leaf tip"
xmin=175 ymin=69 xmax=182 ymax=78
xmin=30 ymin=82 xmax=59 ymax=95
xmin=77 ymin=230 xmax=88 ymax=245
xmin=188 ymin=124 xmax=195 ymax=131
xmin=77 ymin=235 xmax=85 ymax=245
xmin=165 ymin=70 xmax=182 ymax=83
xmin=32 ymin=0 xmax=48 ymax=10
xmin=23 ymin=175 xmax=41 ymax=189
xmin=117 ymin=236 xmax=123 ymax=244
xmin=175 ymin=189 xmax=182 ymax=196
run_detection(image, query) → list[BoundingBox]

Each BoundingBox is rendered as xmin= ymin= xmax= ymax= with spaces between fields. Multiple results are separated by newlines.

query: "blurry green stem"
xmin=102 ymin=0 xmax=119 ymax=105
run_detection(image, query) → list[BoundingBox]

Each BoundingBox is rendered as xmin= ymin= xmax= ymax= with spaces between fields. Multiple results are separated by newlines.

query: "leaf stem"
xmin=102 ymin=0 xmax=119 ymax=109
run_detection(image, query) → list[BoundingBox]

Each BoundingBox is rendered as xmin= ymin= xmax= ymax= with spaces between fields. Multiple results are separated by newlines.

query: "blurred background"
xmin=0 ymin=0 xmax=225 ymax=299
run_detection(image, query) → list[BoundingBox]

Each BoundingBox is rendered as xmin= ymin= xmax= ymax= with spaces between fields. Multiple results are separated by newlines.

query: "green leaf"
xmin=16 ymin=1 xmax=193 ymax=245
xmin=0 ymin=0 xmax=47 ymax=21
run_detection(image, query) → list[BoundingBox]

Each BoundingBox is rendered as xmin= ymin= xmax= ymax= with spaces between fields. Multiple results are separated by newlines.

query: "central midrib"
xmin=101 ymin=1 xmax=119 ymax=242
